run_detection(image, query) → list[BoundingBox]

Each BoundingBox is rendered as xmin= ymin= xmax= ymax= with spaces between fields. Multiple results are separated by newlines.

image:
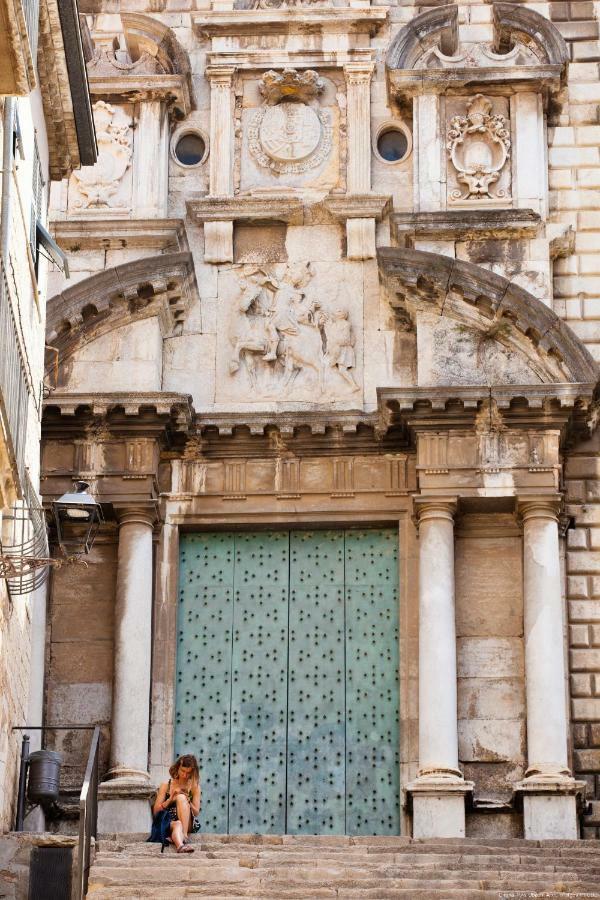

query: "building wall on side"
xmin=565 ymin=428 xmax=600 ymax=837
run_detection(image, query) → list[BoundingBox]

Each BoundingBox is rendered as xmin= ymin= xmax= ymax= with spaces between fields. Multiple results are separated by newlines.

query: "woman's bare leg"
xmin=175 ymin=795 xmax=191 ymax=835
xmin=170 ymin=820 xmax=185 ymax=850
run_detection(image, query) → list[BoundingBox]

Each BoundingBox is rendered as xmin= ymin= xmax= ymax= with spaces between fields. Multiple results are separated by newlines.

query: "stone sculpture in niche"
xmin=71 ymin=101 xmax=132 ymax=209
xmin=446 ymin=94 xmax=511 ymax=201
xmin=229 ymin=264 xmax=359 ymax=395
xmin=248 ymin=69 xmax=332 ymax=175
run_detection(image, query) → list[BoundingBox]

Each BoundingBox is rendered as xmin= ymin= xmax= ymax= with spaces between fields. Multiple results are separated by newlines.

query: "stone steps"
xmin=86 ymin=835 xmax=600 ymax=899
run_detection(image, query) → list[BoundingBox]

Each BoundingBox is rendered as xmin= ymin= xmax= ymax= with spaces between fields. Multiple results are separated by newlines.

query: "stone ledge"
xmin=193 ymin=8 xmax=387 ymax=38
xmin=43 ymin=391 xmax=194 ymax=425
xmin=324 ymin=194 xmax=391 ymax=221
xmin=206 ymin=47 xmax=377 ymax=71
xmin=51 ymin=218 xmax=187 ymax=251
xmin=186 ymin=195 xmax=304 ymax=226
xmin=87 ymin=73 xmax=191 ymax=116
xmin=391 ymin=208 xmax=541 ymax=242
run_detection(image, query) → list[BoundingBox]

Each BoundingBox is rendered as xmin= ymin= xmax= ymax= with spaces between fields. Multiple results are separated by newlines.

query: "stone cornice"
xmin=193 ymin=8 xmax=386 ymax=38
xmin=387 ymin=64 xmax=564 ymax=101
xmin=51 ymin=217 xmax=187 ymax=251
xmin=206 ymin=47 xmax=376 ymax=71
xmin=324 ymin=194 xmax=391 ymax=222
xmin=42 ymin=391 xmax=194 ymax=435
xmin=186 ymin=195 xmax=305 ymax=226
xmin=87 ymin=73 xmax=191 ymax=115
xmin=391 ymin=209 xmax=541 ymax=242
xmin=378 ymin=383 xmax=595 ymax=439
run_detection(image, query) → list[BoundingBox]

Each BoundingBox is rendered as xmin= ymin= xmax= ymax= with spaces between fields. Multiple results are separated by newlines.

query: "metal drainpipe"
xmin=1 ymin=96 xmax=16 ymax=260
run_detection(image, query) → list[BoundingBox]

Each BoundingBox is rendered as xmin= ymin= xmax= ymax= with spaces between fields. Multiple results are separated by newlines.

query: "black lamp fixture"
xmin=52 ymin=481 xmax=104 ymax=556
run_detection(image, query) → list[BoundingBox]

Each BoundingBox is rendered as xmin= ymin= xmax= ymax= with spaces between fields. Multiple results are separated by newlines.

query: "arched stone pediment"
xmin=45 ymin=252 xmax=197 ymax=373
xmin=386 ymin=3 xmax=568 ymax=95
xmin=119 ymin=14 xmax=191 ymax=78
xmin=377 ymin=247 xmax=598 ymax=385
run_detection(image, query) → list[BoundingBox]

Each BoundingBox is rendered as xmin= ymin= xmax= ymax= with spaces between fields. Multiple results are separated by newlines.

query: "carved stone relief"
xmin=446 ymin=95 xmax=511 ymax=205
xmin=68 ymin=101 xmax=133 ymax=212
xmin=220 ymin=262 xmax=362 ymax=401
xmin=248 ymin=70 xmax=332 ymax=176
xmin=241 ymin=69 xmax=339 ymax=192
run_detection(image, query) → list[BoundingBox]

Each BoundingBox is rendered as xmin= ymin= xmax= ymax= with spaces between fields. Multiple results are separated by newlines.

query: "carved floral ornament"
xmin=248 ymin=69 xmax=332 ymax=175
xmin=446 ymin=94 xmax=511 ymax=202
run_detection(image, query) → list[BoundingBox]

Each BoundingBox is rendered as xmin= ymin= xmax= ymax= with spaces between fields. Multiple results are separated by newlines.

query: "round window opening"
xmin=377 ymin=127 xmax=409 ymax=163
xmin=174 ymin=132 xmax=206 ymax=167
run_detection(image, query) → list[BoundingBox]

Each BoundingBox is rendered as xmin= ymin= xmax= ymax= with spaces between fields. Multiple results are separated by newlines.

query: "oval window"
xmin=173 ymin=132 xmax=207 ymax=167
xmin=377 ymin=127 xmax=409 ymax=164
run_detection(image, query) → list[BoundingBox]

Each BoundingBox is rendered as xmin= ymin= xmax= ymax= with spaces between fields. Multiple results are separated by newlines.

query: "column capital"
xmin=206 ymin=65 xmax=237 ymax=83
xmin=518 ymin=494 xmax=562 ymax=525
xmin=343 ymin=62 xmax=375 ymax=83
xmin=413 ymin=496 xmax=457 ymax=527
xmin=116 ymin=506 xmax=158 ymax=529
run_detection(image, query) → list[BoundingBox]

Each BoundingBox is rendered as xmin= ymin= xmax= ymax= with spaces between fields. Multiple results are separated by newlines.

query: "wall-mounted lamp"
xmin=52 ymin=481 xmax=103 ymax=556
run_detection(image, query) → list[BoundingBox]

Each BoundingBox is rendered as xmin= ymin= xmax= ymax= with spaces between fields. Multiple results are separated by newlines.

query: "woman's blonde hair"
xmin=169 ymin=754 xmax=200 ymax=787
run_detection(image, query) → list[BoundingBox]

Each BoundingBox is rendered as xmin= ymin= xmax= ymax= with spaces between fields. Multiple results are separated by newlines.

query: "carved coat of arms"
xmin=71 ymin=101 xmax=132 ymax=209
xmin=446 ymin=94 xmax=511 ymax=201
xmin=248 ymin=69 xmax=332 ymax=175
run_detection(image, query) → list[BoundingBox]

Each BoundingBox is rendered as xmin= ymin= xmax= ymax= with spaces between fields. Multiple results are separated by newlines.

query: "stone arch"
xmin=120 ymin=13 xmax=191 ymax=77
xmin=45 ymin=252 xmax=197 ymax=376
xmin=377 ymin=247 xmax=598 ymax=385
xmin=386 ymin=2 xmax=568 ymax=71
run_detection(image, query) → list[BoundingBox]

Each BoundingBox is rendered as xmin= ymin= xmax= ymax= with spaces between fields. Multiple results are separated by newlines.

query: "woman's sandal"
xmin=177 ymin=844 xmax=194 ymax=853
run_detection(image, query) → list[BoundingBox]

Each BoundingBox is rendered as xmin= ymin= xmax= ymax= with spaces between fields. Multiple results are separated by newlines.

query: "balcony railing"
xmin=0 ymin=254 xmax=29 ymax=489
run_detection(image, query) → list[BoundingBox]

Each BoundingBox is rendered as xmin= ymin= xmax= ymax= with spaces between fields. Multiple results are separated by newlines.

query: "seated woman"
xmin=148 ymin=754 xmax=201 ymax=853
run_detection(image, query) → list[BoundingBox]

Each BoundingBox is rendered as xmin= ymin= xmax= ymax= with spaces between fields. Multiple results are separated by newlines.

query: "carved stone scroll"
xmin=446 ymin=94 xmax=511 ymax=204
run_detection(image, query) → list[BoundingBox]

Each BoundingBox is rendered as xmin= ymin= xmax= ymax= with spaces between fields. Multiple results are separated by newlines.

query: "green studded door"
xmin=175 ymin=529 xmax=399 ymax=835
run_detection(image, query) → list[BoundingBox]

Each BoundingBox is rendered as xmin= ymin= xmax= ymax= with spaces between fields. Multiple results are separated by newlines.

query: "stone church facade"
xmin=41 ymin=0 xmax=600 ymax=841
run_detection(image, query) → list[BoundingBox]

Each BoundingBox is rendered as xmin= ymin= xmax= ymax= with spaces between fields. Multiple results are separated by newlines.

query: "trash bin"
xmin=27 ymin=750 xmax=62 ymax=804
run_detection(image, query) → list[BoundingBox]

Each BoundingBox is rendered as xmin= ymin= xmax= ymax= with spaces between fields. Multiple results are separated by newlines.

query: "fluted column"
xmin=516 ymin=497 xmax=582 ymax=839
xmin=408 ymin=498 xmax=472 ymax=838
xmin=343 ymin=63 xmax=376 ymax=259
xmin=206 ymin=65 xmax=236 ymax=263
xmin=108 ymin=508 xmax=155 ymax=781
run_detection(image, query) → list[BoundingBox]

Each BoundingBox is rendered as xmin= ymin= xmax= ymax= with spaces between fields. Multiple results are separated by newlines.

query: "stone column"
xmin=516 ymin=498 xmax=583 ymax=839
xmin=343 ymin=63 xmax=376 ymax=260
xmin=407 ymin=498 xmax=472 ymax=838
xmin=98 ymin=508 xmax=155 ymax=833
xmin=205 ymin=65 xmax=236 ymax=263
xmin=133 ymin=99 xmax=169 ymax=218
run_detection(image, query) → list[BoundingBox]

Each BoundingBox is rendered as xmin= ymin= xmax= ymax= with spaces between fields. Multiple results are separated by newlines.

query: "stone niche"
xmin=238 ymin=68 xmax=342 ymax=194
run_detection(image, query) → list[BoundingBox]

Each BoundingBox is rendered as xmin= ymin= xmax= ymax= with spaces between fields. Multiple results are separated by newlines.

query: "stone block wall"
xmin=565 ymin=428 xmax=600 ymax=837
xmin=549 ymin=5 xmax=600 ymax=362
xmin=0 ymin=582 xmax=31 ymax=831
xmin=44 ymin=539 xmax=118 ymax=790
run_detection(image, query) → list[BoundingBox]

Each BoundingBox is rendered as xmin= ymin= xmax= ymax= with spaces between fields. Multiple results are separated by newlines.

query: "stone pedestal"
xmin=515 ymin=498 xmax=585 ymax=839
xmin=408 ymin=498 xmax=473 ymax=838
xmin=101 ymin=508 xmax=155 ymax=832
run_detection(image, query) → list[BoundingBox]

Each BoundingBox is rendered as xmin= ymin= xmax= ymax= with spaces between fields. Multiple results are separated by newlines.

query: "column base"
xmin=514 ymin=776 xmax=586 ymax=840
xmin=98 ymin=779 xmax=154 ymax=834
xmin=407 ymin=776 xmax=474 ymax=839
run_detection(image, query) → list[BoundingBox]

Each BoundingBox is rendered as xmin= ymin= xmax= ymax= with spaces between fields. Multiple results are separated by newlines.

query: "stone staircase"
xmin=85 ymin=834 xmax=600 ymax=899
